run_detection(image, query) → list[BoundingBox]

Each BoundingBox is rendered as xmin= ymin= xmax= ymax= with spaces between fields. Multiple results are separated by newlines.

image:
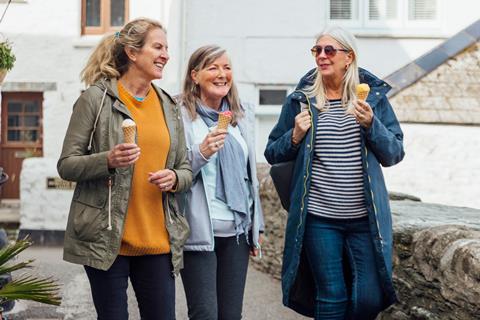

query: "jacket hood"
xmin=296 ymin=67 xmax=391 ymax=96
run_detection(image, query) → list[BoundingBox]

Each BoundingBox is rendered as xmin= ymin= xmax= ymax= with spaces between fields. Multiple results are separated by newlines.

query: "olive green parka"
xmin=58 ymin=78 xmax=192 ymax=275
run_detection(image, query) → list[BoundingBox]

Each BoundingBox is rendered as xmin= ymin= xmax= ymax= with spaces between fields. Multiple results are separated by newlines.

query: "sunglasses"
xmin=310 ymin=45 xmax=350 ymax=58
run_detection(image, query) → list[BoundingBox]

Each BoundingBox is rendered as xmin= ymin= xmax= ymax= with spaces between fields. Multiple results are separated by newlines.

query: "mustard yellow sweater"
xmin=118 ymin=84 xmax=171 ymax=256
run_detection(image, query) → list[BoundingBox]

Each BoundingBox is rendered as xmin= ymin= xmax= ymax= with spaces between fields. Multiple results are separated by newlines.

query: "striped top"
xmin=307 ymin=99 xmax=368 ymax=219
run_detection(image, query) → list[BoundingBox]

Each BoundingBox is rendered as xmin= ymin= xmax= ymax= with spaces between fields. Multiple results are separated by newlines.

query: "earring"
xmin=345 ymin=64 xmax=350 ymax=70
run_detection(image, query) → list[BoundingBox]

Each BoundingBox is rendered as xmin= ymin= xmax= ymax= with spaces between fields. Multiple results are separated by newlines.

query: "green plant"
xmin=0 ymin=236 xmax=61 ymax=317
xmin=0 ymin=41 xmax=16 ymax=71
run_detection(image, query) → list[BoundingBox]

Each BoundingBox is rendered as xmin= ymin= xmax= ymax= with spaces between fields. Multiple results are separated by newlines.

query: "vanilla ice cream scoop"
xmin=122 ymin=119 xmax=136 ymax=143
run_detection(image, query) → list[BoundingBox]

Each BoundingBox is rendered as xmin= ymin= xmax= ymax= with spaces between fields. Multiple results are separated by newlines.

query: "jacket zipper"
xmin=364 ymin=147 xmax=383 ymax=245
xmin=298 ymin=92 xmax=314 ymax=235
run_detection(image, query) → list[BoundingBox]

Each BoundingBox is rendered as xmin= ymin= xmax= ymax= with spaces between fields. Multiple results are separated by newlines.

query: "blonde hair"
xmin=81 ymin=18 xmax=165 ymax=86
xmin=304 ymin=25 xmax=359 ymax=111
xmin=180 ymin=45 xmax=243 ymax=125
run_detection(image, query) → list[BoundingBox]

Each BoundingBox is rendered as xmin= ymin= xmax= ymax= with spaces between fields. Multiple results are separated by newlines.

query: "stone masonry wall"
xmin=391 ymin=42 xmax=480 ymax=124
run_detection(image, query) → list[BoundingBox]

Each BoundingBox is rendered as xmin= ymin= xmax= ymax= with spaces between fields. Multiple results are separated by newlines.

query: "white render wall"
xmin=20 ymin=158 xmax=71 ymax=230
xmin=383 ymin=123 xmax=480 ymax=210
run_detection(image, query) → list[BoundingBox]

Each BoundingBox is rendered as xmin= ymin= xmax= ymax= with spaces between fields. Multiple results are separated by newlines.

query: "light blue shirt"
xmin=203 ymin=124 xmax=251 ymax=222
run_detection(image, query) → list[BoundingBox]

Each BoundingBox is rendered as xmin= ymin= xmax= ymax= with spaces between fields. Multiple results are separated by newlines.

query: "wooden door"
xmin=0 ymin=92 xmax=43 ymax=199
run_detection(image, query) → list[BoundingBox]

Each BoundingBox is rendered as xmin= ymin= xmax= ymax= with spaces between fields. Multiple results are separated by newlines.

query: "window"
xmin=408 ymin=0 xmax=437 ymax=20
xmin=369 ymin=0 xmax=398 ymax=21
xmin=259 ymin=89 xmax=288 ymax=106
xmin=5 ymin=98 xmax=42 ymax=144
xmin=328 ymin=0 xmax=439 ymax=30
xmin=330 ymin=0 xmax=358 ymax=20
xmin=256 ymin=87 xmax=292 ymax=116
xmin=81 ymin=0 xmax=129 ymax=35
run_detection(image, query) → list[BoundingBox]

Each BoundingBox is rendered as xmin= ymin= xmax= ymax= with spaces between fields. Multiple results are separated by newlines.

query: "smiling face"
xmin=128 ymin=27 xmax=169 ymax=81
xmin=191 ymin=53 xmax=233 ymax=109
xmin=314 ymin=35 xmax=353 ymax=82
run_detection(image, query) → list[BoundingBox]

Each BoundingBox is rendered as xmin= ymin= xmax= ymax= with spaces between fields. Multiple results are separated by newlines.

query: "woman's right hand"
xmin=107 ymin=143 xmax=141 ymax=168
xmin=199 ymin=129 xmax=228 ymax=159
xmin=292 ymin=110 xmax=311 ymax=145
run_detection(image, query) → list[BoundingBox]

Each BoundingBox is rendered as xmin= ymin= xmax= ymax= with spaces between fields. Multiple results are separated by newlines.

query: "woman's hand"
xmin=353 ymin=100 xmax=373 ymax=128
xmin=250 ymin=233 xmax=263 ymax=257
xmin=148 ymin=169 xmax=177 ymax=192
xmin=107 ymin=143 xmax=140 ymax=168
xmin=199 ymin=129 xmax=228 ymax=159
xmin=292 ymin=110 xmax=311 ymax=145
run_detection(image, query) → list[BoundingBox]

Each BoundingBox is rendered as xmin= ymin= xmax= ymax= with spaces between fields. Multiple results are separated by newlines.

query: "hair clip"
xmin=114 ymin=31 xmax=120 ymax=39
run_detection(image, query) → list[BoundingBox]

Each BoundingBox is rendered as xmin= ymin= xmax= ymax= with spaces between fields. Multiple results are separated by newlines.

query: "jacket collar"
xmin=294 ymin=67 xmax=391 ymax=103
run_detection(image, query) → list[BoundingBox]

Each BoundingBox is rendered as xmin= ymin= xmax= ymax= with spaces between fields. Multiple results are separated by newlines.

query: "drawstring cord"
xmin=87 ymin=88 xmax=107 ymax=152
xmin=107 ymin=177 xmax=112 ymax=231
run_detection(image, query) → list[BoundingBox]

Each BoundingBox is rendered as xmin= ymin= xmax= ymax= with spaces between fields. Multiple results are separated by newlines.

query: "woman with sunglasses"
xmin=265 ymin=26 xmax=404 ymax=319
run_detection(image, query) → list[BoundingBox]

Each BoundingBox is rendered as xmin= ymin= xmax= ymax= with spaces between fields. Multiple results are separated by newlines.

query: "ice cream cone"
xmin=217 ymin=111 xmax=232 ymax=130
xmin=356 ymin=83 xmax=370 ymax=101
xmin=122 ymin=119 xmax=136 ymax=143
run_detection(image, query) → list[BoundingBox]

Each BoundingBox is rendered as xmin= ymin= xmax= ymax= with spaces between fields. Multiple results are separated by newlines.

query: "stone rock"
xmin=254 ymin=164 xmax=480 ymax=319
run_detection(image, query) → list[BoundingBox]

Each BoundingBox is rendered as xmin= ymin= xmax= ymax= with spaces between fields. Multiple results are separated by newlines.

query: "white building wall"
xmin=383 ymin=124 xmax=480 ymax=209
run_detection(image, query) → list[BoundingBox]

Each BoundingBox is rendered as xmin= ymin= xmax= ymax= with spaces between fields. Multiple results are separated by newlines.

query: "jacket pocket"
xmin=71 ymin=201 xmax=104 ymax=242
xmin=73 ymin=179 xmax=108 ymax=209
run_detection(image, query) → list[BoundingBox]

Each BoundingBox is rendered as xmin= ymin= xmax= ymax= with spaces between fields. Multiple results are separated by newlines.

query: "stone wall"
xmin=391 ymin=42 xmax=480 ymax=124
xmin=254 ymin=164 xmax=480 ymax=319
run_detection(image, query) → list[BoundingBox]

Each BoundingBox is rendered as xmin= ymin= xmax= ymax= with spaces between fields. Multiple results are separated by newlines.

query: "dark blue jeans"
xmin=303 ymin=215 xmax=384 ymax=320
xmin=84 ymin=254 xmax=175 ymax=320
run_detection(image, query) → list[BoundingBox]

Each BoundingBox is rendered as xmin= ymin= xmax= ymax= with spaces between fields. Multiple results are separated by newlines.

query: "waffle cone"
xmin=122 ymin=125 xmax=136 ymax=143
xmin=217 ymin=113 xmax=232 ymax=130
xmin=356 ymin=84 xmax=370 ymax=101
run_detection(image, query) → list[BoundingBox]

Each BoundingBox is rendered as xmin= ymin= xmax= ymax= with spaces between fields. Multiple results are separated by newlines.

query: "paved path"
xmin=6 ymin=246 xmax=307 ymax=320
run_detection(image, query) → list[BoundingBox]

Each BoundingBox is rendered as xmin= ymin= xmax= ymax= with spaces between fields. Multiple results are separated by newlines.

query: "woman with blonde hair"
xmin=265 ymin=26 xmax=404 ymax=319
xmin=178 ymin=45 xmax=264 ymax=320
xmin=58 ymin=18 xmax=191 ymax=320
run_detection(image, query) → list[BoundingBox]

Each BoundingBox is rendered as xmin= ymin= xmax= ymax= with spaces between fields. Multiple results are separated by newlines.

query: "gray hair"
xmin=304 ymin=25 xmax=360 ymax=111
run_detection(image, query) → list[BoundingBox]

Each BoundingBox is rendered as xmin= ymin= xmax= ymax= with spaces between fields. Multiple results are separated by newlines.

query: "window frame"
xmin=1 ymin=92 xmax=43 ymax=148
xmin=327 ymin=0 xmax=442 ymax=35
xmin=256 ymin=85 xmax=295 ymax=116
xmin=81 ymin=0 xmax=129 ymax=35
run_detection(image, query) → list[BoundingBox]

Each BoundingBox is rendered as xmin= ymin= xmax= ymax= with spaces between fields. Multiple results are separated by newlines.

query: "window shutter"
xmin=369 ymin=0 xmax=398 ymax=20
xmin=409 ymin=0 xmax=437 ymax=20
xmin=330 ymin=0 xmax=353 ymax=20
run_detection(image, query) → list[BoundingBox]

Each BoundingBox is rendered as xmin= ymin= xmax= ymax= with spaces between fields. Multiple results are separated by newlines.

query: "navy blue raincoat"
xmin=264 ymin=68 xmax=404 ymax=317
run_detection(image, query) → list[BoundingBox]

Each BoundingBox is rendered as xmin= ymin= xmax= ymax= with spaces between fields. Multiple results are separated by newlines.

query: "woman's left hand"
xmin=250 ymin=233 xmax=263 ymax=257
xmin=148 ymin=169 xmax=177 ymax=192
xmin=353 ymin=100 xmax=374 ymax=128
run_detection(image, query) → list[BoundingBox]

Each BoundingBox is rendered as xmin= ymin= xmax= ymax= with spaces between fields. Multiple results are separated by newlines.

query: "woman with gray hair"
xmin=178 ymin=45 xmax=264 ymax=320
xmin=265 ymin=26 xmax=404 ymax=319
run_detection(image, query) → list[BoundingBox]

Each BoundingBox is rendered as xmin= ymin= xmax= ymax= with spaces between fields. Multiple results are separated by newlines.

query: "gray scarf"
xmin=196 ymin=100 xmax=251 ymax=240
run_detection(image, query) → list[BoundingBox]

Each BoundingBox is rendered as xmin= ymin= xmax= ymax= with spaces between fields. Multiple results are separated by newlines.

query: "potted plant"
xmin=0 ymin=41 xmax=15 ymax=85
xmin=0 ymin=236 xmax=61 ymax=319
